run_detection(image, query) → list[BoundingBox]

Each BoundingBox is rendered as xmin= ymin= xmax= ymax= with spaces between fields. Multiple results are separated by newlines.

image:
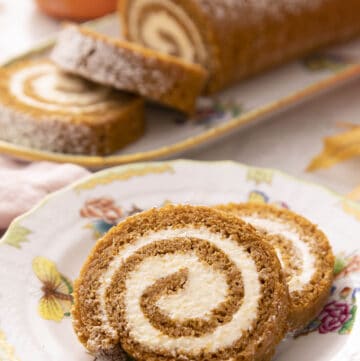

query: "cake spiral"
xmin=9 ymin=61 xmax=116 ymax=113
xmin=123 ymin=0 xmax=207 ymax=65
xmin=73 ymin=205 xmax=289 ymax=360
xmin=119 ymin=0 xmax=360 ymax=93
xmin=0 ymin=59 xmax=145 ymax=155
xmin=216 ymin=203 xmax=334 ymax=331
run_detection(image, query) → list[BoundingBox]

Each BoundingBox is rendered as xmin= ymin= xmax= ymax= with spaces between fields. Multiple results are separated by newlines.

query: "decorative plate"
xmin=1 ymin=14 xmax=360 ymax=168
xmin=0 ymin=160 xmax=359 ymax=361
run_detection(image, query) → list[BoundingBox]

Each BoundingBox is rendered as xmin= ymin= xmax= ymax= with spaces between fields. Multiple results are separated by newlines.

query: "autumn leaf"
xmin=307 ymin=125 xmax=360 ymax=172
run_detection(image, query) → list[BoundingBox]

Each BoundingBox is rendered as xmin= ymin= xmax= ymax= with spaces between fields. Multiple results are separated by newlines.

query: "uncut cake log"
xmin=51 ymin=25 xmax=207 ymax=114
xmin=0 ymin=60 xmax=144 ymax=155
xmin=73 ymin=205 xmax=289 ymax=361
xmin=216 ymin=203 xmax=334 ymax=331
xmin=119 ymin=0 xmax=360 ymax=93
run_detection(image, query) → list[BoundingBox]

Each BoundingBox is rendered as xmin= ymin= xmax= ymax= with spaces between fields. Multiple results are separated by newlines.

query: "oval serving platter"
xmin=1 ymin=14 xmax=360 ymax=168
xmin=0 ymin=160 xmax=359 ymax=361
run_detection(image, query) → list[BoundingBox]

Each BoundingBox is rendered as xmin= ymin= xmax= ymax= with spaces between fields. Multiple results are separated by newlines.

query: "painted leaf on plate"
xmin=0 ymin=330 xmax=20 ymax=361
xmin=2 ymin=224 xmax=31 ymax=249
xmin=342 ymin=186 xmax=360 ymax=221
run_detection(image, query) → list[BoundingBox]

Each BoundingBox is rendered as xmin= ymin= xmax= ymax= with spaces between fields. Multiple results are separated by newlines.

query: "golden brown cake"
xmin=0 ymin=59 xmax=145 ymax=155
xmin=119 ymin=0 xmax=360 ymax=94
xmin=51 ymin=25 xmax=207 ymax=114
xmin=73 ymin=205 xmax=289 ymax=361
xmin=216 ymin=203 xmax=334 ymax=331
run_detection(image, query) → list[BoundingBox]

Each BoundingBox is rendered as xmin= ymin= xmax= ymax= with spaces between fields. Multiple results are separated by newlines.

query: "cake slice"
xmin=216 ymin=203 xmax=334 ymax=331
xmin=51 ymin=25 xmax=208 ymax=114
xmin=0 ymin=59 xmax=145 ymax=155
xmin=72 ymin=205 xmax=289 ymax=361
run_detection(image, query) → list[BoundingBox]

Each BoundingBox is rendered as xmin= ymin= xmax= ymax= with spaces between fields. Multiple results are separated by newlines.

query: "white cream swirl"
xmin=10 ymin=63 xmax=115 ymax=113
xmin=97 ymin=227 xmax=261 ymax=353
xmin=127 ymin=0 xmax=208 ymax=65
xmin=241 ymin=216 xmax=316 ymax=292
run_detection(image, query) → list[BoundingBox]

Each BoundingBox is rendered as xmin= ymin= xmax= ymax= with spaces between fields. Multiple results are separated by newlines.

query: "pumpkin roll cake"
xmin=216 ymin=203 xmax=334 ymax=331
xmin=51 ymin=25 xmax=207 ymax=114
xmin=73 ymin=205 xmax=289 ymax=361
xmin=0 ymin=59 xmax=145 ymax=155
xmin=119 ymin=0 xmax=360 ymax=93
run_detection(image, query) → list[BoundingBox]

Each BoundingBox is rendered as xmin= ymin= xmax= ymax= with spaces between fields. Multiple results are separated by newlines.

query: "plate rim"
xmin=2 ymin=159 xmax=360 ymax=246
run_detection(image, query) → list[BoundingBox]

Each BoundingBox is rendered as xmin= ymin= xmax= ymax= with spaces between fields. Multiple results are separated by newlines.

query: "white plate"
xmin=0 ymin=160 xmax=359 ymax=361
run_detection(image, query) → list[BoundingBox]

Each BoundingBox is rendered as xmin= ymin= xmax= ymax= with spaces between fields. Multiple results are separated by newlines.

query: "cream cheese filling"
xmin=98 ymin=227 xmax=261 ymax=353
xmin=10 ymin=64 xmax=113 ymax=113
xmin=241 ymin=216 xmax=316 ymax=292
xmin=154 ymin=255 xmax=228 ymax=320
xmin=128 ymin=0 xmax=207 ymax=64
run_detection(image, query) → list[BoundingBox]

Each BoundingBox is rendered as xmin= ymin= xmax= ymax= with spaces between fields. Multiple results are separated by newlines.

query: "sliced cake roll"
xmin=51 ymin=25 xmax=207 ymax=114
xmin=73 ymin=205 xmax=289 ymax=361
xmin=0 ymin=59 xmax=145 ymax=155
xmin=216 ymin=203 xmax=334 ymax=331
xmin=119 ymin=0 xmax=360 ymax=93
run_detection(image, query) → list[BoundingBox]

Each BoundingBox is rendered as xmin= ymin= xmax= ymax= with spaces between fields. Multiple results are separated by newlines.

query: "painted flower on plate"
xmin=80 ymin=198 xmax=123 ymax=224
xmin=0 ymin=330 xmax=20 ymax=361
xmin=318 ymin=301 xmax=351 ymax=333
xmin=81 ymin=198 xmax=143 ymax=238
xmin=334 ymin=255 xmax=360 ymax=279
xmin=295 ymin=253 xmax=359 ymax=338
xmin=247 ymin=190 xmax=289 ymax=209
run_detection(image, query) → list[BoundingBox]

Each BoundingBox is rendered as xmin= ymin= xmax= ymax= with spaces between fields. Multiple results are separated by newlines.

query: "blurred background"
xmin=0 ymin=0 xmax=118 ymax=62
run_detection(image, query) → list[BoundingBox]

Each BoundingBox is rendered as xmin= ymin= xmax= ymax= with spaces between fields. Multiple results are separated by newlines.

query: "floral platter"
xmin=1 ymin=14 xmax=360 ymax=167
xmin=0 ymin=160 xmax=359 ymax=361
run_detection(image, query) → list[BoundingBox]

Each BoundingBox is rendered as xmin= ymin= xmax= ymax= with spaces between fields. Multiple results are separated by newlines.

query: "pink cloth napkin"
xmin=0 ymin=156 xmax=90 ymax=230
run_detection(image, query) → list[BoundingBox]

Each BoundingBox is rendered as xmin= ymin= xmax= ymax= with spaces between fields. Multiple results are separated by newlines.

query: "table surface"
xmin=1 ymin=0 xmax=359 ymax=196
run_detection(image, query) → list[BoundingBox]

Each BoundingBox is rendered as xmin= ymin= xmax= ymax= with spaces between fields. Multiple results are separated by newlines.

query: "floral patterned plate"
xmin=1 ymin=14 xmax=360 ymax=168
xmin=0 ymin=160 xmax=359 ymax=361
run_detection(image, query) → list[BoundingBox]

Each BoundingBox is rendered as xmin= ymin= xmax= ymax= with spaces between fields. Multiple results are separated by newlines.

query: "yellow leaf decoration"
xmin=342 ymin=185 xmax=360 ymax=221
xmin=247 ymin=168 xmax=273 ymax=185
xmin=307 ymin=125 xmax=360 ymax=171
xmin=75 ymin=164 xmax=174 ymax=192
xmin=32 ymin=257 xmax=73 ymax=322
xmin=0 ymin=330 xmax=20 ymax=361
xmin=2 ymin=224 xmax=31 ymax=249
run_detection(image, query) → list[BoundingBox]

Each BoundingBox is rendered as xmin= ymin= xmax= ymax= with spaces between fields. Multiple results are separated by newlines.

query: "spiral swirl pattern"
xmin=123 ymin=0 xmax=208 ymax=65
xmin=0 ymin=59 xmax=145 ymax=155
xmin=73 ymin=205 xmax=288 ymax=360
xmin=9 ymin=61 xmax=117 ymax=113
xmin=217 ymin=203 xmax=334 ymax=330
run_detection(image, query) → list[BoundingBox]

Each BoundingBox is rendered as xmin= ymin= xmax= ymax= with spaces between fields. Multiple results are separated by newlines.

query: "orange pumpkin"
xmin=35 ymin=0 xmax=117 ymax=21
